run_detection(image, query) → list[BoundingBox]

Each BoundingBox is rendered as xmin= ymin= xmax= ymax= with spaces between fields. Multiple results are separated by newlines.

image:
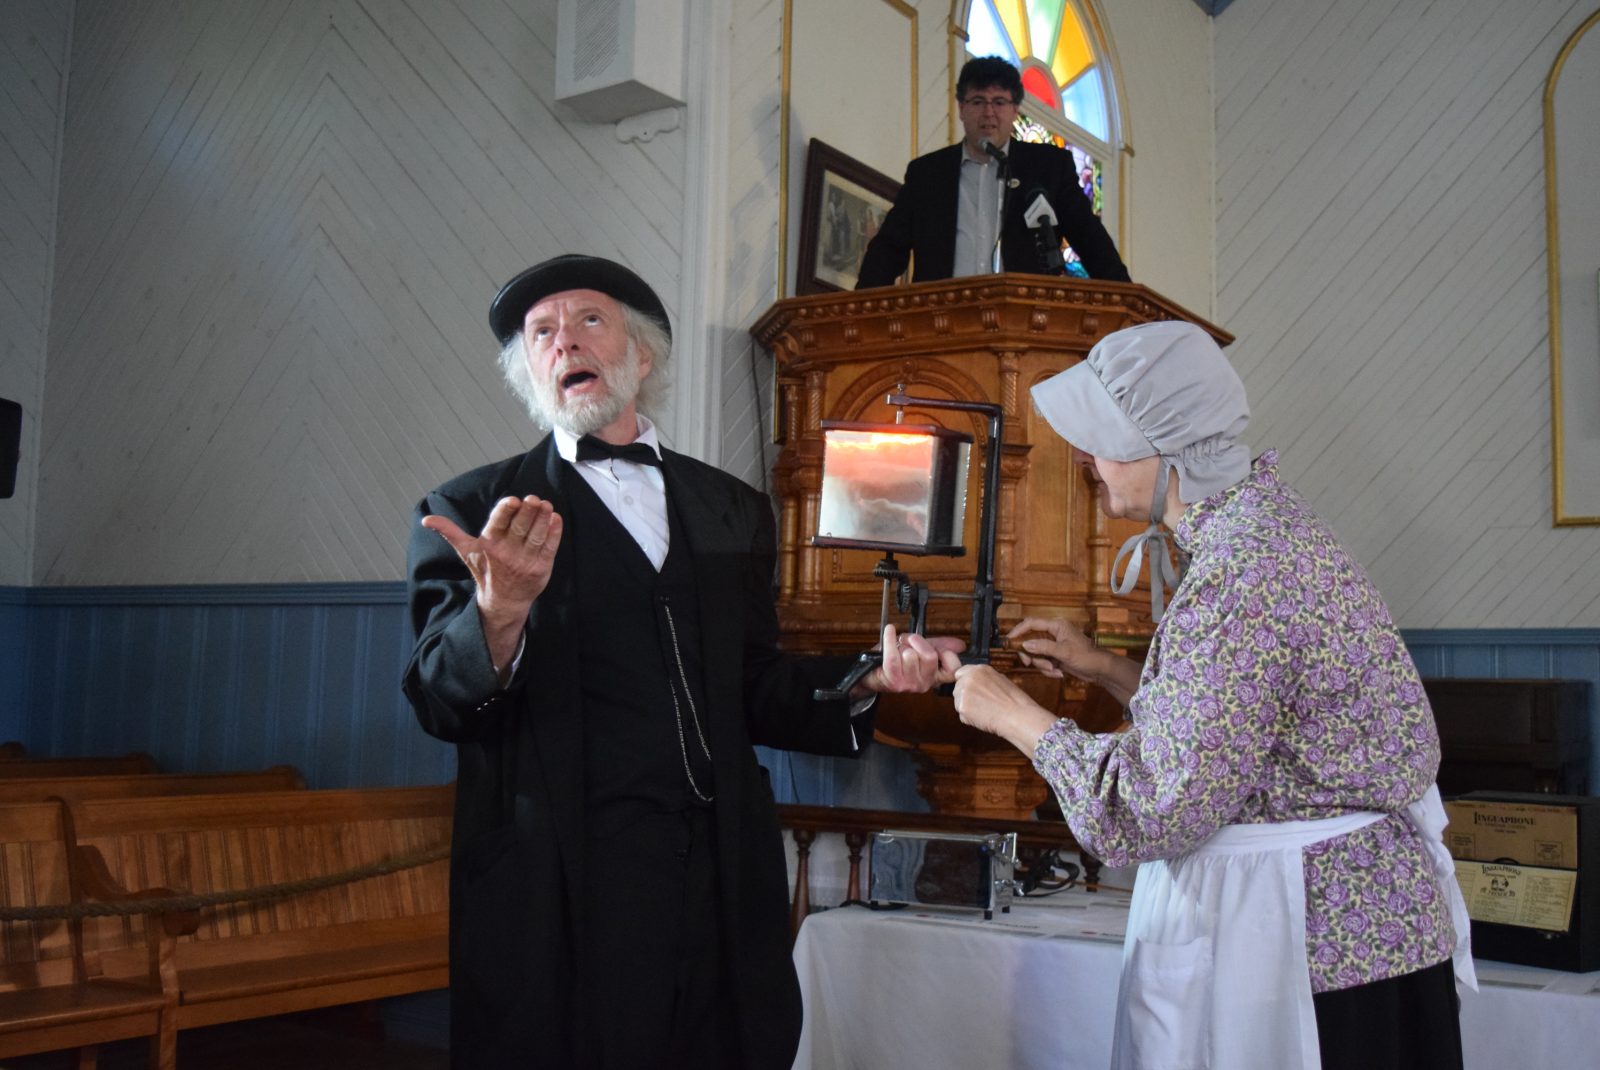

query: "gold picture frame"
xmin=1545 ymin=9 xmax=1600 ymax=525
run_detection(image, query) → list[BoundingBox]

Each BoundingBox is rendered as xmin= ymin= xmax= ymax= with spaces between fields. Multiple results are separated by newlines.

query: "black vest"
xmin=567 ymin=470 xmax=715 ymax=839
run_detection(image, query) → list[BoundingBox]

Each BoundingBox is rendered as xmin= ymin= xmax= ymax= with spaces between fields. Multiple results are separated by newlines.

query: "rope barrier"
xmin=0 ymin=842 xmax=451 ymax=922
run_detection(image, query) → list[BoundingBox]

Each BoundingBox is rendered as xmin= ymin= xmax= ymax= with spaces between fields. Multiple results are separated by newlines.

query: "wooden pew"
xmin=0 ymin=785 xmax=450 ymax=1069
xmin=0 ymin=753 xmax=159 ymax=778
xmin=0 ymin=766 xmax=306 ymax=806
xmin=70 ymin=785 xmax=452 ymax=1069
xmin=0 ymin=771 xmax=310 ymax=1065
xmin=0 ymin=799 xmax=168 ymax=1067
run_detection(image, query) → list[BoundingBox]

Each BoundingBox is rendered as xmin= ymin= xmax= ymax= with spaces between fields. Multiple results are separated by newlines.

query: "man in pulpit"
xmin=856 ymin=56 xmax=1131 ymax=288
xmin=402 ymin=253 xmax=959 ymax=1070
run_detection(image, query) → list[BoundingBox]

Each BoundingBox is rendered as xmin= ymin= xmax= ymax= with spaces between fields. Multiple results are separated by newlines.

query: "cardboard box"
xmin=1445 ymin=798 xmax=1580 ymax=867
xmin=1443 ymin=792 xmax=1600 ymax=971
xmin=1453 ymin=860 xmax=1577 ymax=932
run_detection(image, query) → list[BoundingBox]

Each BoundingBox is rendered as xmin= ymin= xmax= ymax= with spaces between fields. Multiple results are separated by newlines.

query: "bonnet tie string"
xmin=1109 ymin=460 xmax=1184 ymax=621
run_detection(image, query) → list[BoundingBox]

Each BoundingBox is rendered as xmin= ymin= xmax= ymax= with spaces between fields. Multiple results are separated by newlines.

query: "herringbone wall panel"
xmin=37 ymin=0 xmax=688 ymax=585
xmin=1216 ymin=0 xmax=1600 ymax=627
xmin=718 ymin=0 xmax=783 ymax=491
xmin=0 ymin=1 xmax=69 ymax=586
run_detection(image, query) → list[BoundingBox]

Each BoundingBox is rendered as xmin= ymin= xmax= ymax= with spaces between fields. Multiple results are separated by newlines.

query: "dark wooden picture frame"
xmin=796 ymin=139 xmax=901 ymax=295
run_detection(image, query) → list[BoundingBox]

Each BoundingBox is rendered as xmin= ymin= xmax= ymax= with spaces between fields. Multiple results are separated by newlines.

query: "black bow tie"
xmin=576 ymin=436 xmax=661 ymax=467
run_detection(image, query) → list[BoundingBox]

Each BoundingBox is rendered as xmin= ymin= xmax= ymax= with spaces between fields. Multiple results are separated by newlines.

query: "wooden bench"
xmin=0 ymin=766 xmax=306 ymax=806
xmin=0 ymin=785 xmax=452 ymax=1069
xmin=0 ymin=799 xmax=169 ymax=1067
xmin=0 ymin=753 xmax=159 ymax=778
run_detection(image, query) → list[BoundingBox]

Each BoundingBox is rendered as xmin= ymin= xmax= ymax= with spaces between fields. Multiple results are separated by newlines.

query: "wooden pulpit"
xmin=752 ymin=275 xmax=1232 ymax=820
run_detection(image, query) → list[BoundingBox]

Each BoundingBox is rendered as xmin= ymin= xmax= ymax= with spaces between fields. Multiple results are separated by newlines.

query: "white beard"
xmin=528 ymin=340 xmax=646 ymax=436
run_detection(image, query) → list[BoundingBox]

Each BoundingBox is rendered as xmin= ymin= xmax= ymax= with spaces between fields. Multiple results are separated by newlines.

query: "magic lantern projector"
xmin=812 ymin=388 xmax=1004 ymax=701
xmin=815 ymin=423 xmax=971 ymax=556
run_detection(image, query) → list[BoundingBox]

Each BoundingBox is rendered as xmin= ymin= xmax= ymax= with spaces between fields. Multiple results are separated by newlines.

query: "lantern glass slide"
xmin=814 ymin=421 xmax=972 ymax=556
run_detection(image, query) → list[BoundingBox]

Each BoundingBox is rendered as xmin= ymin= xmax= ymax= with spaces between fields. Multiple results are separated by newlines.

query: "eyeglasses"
xmin=961 ymin=96 xmax=1017 ymax=111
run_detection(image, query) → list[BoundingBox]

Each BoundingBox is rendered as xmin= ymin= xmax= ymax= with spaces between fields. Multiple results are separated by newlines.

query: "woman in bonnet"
xmin=942 ymin=321 xmax=1474 ymax=1070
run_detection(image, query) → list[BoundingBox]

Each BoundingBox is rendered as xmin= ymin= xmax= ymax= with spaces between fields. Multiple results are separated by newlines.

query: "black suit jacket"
xmin=856 ymin=139 xmax=1130 ymax=287
xmin=403 ymin=437 xmax=859 ymax=1069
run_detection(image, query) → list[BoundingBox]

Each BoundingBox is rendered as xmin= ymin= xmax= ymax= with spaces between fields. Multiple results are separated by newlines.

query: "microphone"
xmin=978 ymin=137 xmax=1007 ymax=163
xmin=1022 ymin=187 xmax=1066 ymax=275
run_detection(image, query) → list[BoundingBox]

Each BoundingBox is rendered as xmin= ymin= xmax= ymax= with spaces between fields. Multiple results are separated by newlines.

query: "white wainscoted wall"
xmin=0 ymin=0 xmax=69 ymax=589
xmin=38 ymin=0 xmax=696 ymax=586
xmin=1099 ymin=0 xmax=1215 ymax=316
xmin=1216 ymin=0 xmax=1600 ymax=629
xmin=716 ymin=0 xmax=786 ymax=491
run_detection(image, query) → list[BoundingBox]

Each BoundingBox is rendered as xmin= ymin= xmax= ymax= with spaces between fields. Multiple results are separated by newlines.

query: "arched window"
xmin=961 ymin=0 xmax=1120 ymax=276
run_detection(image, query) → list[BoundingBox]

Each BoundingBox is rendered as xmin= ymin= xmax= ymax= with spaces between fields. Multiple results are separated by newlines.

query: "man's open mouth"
xmin=561 ymin=370 xmax=598 ymax=390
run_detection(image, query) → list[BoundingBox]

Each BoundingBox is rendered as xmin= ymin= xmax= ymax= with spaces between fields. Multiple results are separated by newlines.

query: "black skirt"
xmin=1312 ymin=958 xmax=1464 ymax=1070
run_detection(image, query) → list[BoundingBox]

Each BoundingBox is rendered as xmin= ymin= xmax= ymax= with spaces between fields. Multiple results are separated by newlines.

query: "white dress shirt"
xmin=553 ymin=416 xmax=668 ymax=569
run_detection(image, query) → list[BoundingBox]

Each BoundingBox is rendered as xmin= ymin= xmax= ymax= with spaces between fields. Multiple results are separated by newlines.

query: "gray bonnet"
xmin=1032 ymin=320 xmax=1251 ymax=502
xmin=1030 ymin=321 xmax=1251 ymax=618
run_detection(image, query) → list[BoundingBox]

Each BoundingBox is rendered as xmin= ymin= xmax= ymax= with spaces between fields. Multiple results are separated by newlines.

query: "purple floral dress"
xmin=1034 ymin=452 xmax=1455 ymax=992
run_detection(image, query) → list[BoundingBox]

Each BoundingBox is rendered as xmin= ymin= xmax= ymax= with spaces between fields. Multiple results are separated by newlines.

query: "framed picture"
xmin=1546 ymin=16 xmax=1600 ymax=525
xmin=796 ymin=139 xmax=901 ymax=294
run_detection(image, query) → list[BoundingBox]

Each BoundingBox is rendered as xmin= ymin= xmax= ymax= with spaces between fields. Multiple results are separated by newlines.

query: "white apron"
xmin=1110 ymin=785 xmax=1476 ymax=1070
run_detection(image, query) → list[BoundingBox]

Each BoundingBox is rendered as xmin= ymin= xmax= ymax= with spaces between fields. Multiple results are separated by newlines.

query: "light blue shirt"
xmin=954 ymin=147 xmax=1006 ymax=278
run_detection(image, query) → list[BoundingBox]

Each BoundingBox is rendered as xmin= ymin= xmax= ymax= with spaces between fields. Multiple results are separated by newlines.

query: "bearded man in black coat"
xmin=403 ymin=254 xmax=960 ymax=1069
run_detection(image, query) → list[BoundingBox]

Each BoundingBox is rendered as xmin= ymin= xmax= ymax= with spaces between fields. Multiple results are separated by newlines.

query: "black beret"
xmin=488 ymin=254 xmax=671 ymax=345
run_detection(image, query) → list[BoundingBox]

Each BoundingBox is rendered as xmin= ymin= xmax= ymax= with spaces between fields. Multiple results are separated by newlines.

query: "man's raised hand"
xmin=422 ymin=495 xmax=563 ymax=625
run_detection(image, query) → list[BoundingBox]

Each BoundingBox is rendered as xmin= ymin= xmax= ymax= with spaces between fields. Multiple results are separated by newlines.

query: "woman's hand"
xmin=1006 ymin=617 xmax=1142 ymax=705
xmin=949 ymin=663 xmax=1058 ymax=756
xmin=1006 ymin=616 xmax=1103 ymax=681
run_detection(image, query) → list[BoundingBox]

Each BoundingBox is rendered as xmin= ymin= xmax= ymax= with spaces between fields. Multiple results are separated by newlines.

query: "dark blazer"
xmin=856 ymin=139 xmax=1130 ymax=288
xmin=403 ymin=436 xmax=859 ymax=1069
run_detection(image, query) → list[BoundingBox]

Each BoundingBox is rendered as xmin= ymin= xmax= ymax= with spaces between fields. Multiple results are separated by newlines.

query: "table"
xmin=791 ymin=888 xmax=1600 ymax=1069
xmin=792 ymin=889 xmax=1129 ymax=1069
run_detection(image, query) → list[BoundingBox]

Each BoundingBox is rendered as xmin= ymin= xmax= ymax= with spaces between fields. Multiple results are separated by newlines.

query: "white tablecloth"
xmin=791 ymin=888 xmax=1600 ymax=1069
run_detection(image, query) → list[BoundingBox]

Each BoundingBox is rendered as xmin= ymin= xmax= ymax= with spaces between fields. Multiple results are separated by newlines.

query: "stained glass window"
xmin=965 ymin=0 xmax=1115 ymax=277
xmin=967 ymin=0 xmax=1109 ymax=142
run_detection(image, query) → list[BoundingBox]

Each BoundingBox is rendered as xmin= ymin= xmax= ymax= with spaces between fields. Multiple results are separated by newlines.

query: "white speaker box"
xmin=555 ymin=0 xmax=686 ymax=122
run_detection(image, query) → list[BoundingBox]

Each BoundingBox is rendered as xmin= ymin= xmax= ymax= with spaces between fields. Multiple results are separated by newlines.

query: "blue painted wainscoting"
xmin=0 ymin=588 xmax=25 ymax=742
xmin=0 ymin=584 xmax=914 ymax=806
xmin=3 ymin=586 xmax=1599 ymax=799
xmin=4 ymin=585 xmax=1598 ymax=800
xmin=2 ymin=584 xmax=451 ymax=788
